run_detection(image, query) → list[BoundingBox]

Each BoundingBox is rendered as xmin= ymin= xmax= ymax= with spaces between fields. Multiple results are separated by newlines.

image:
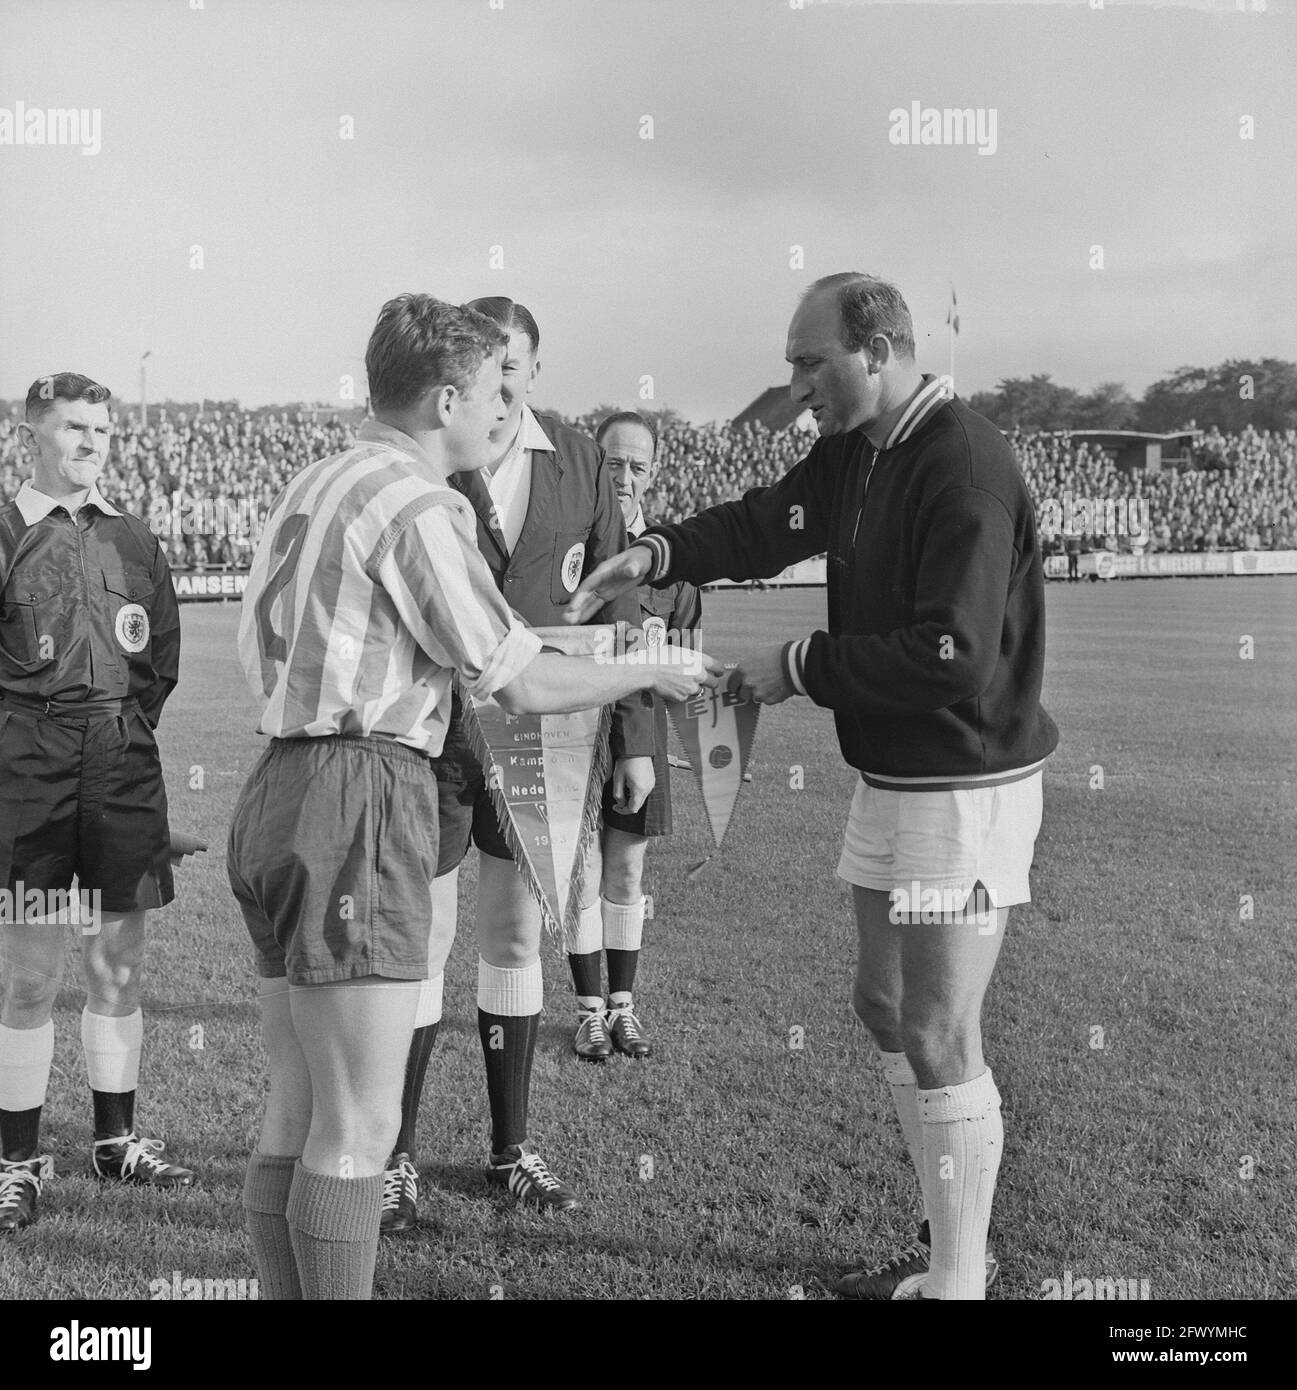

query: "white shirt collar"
xmin=626 ymin=504 xmax=646 ymax=538
xmin=517 ymin=405 xmax=555 ymax=455
xmin=15 ymin=479 xmax=121 ymax=526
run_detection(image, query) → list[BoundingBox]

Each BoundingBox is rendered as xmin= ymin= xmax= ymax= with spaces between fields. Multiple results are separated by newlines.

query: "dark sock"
xmin=391 ymin=1022 xmax=439 ymax=1162
xmin=567 ymin=951 xmax=602 ymax=1000
xmin=92 ymin=1089 xmax=136 ymax=1140
xmin=0 ymin=1106 xmax=42 ymax=1162
xmin=606 ymin=949 xmax=640 ymax=997
xmin=477 ymin=1010 xmax=539 ymax=1156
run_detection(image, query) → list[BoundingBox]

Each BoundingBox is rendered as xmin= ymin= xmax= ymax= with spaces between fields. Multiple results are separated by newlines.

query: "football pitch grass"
xmin=2 ymin=579 xmax=1293 ymax=1301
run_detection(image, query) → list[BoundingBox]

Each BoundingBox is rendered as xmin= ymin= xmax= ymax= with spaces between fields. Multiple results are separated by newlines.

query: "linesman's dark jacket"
xmin=450 ymin=411 xmax=654 ymax=758
xmin=0 ymin=487 xmax=180 ymax=727
xmin=638 ymin=388 xmax=1058 ymax=781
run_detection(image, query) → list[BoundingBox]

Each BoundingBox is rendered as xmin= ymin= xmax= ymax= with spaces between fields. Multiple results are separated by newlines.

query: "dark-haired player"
xmin=0 ymin=373 xmax=192 ymax=1234
xmin=566 ymin=412 xmax=700 ymax=1062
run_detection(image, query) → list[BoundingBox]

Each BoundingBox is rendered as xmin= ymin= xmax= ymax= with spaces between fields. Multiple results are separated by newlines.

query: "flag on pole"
xmin=666 ymin=673 xmax=760 ymax=866
xmin=946 ymin=287 xmax=960 ymax=335
xmin=459 ymin=625 xmax=615 ymax=940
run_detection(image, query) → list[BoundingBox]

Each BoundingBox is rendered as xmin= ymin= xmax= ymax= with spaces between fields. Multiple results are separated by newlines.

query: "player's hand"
xmin=732 ymin=646 xmax=796 ymax=705
xmin=612 ymin=755 xmax=655 ymax=815
xmin=564 ymin=546 xmax=653 ymax=623
xmin=169 ymin=830 xmax=209 ymax=866
xmin=647 ymin=656 xmax=726 ymax=703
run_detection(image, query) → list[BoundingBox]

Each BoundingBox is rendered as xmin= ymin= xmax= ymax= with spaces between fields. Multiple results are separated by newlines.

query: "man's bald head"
xmin=803 ymin=273 xmax=916 ymax=361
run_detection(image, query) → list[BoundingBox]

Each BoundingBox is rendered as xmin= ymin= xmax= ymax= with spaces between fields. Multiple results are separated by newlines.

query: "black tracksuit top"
xmin=645 ymin=394 xmax=1059 ymax=782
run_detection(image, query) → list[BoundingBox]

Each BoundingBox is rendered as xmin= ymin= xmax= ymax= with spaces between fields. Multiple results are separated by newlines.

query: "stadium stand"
xmin=2 ymin=406 xmax=1295 ymax=565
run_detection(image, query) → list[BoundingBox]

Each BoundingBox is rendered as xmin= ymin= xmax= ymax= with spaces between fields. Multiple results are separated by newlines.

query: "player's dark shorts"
xmin=601 ymin=702 xmax=672 ymax=838
xmin=0 ymin=695 xmax=173 ymax=916
xmin=434 ymin=700 xmax=673 ymax=875
xmin=432 ymin=714 xmax=512 ymax=874
xmin=227 ymin=735 xmax=441 ymax=986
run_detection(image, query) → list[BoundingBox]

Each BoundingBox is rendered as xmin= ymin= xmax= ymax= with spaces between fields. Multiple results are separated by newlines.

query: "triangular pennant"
xmin=666 ymin=675 xmax=760 ymax=850
xmin=458 ymin=625 xmax=614 ymax=940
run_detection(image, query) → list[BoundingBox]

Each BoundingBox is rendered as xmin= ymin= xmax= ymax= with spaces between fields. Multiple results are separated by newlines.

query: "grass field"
xmin=2 ymin=578 xmax=1294 ymax=1301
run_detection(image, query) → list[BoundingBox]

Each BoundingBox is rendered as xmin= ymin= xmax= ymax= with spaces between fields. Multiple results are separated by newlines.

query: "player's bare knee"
xmin=481 ymin=939 xmax=538 ymax=970
xmin=899 ymin=1013 xmax=977 ymax=1077
xmin=84 ymin=952 xmax=142 ymax=1006
xmin=851 ymin=981 xmax=899 ymax=1036
xmin=601 ymin=865 xmax=642 ymax=903
xmin=1 ymin=979 xmax=59 ymax=1028
xmin=348 ymin=1105 xmax=400 ymax=1170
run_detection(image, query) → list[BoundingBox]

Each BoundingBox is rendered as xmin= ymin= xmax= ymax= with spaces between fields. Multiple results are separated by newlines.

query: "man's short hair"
xmin=465 ymin=297 xmax=541 ymax=356
xmin=807 ymin=272 xmax=916 ymax=361
xmin=365 ymin=294 xmax=508 ymax=413
xmin=24 ymin=372 xmax=111 ymax=422
xmin=595 ymin=410 xmax=658 ymax=455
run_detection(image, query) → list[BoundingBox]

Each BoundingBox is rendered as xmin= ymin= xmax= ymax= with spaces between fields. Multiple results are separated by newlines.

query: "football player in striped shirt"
xmin=229 ymin=295 xmax=716 ymax=1299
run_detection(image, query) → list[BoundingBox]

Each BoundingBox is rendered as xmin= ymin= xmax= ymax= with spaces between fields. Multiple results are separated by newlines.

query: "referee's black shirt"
xmin=0 ymin=482 xmax=180 ymax=726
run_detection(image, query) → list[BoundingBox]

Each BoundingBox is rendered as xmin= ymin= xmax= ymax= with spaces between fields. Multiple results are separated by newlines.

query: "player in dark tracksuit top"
xmin=567 ymin=411 xmax=702 ymax=1063
xmin=0 ymin=373 xmax=193 ymax=1236
xmin=380 ymin=299 xmax=656 ymax=1229
xmin=568 ymin=274 xmax=1058 ymax=1300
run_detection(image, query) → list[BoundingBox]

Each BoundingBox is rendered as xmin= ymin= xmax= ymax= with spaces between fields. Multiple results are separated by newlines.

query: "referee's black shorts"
xmin=0 ymin=700 xmax=174 ymax=916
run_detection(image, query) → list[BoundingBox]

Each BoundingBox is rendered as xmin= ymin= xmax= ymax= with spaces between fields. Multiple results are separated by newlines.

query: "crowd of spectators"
xmin=2 ymin=403 xmax=1295 ymax=569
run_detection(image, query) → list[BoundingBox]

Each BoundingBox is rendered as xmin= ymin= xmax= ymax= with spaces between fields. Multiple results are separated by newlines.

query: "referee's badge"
xmin=115 ymin=603 xmax=150 ymax=653
xmin=561 ymin=542 xmax=586 ymax=593
xmin=643 ymin=616 xmax=667 ymax=649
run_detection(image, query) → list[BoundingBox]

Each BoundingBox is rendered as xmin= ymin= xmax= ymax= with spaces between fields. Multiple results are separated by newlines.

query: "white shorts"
xmin=836 ymin=770 xmax=1043 ymax=912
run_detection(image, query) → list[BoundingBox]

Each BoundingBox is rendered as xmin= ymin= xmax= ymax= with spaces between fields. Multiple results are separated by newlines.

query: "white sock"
xmin=608 ymin=992 xmax=633 ymax=1011
xmin=565 ymin=902 xmax=603 ymax=955
xmin=602 ymin=896 xmax=645 ymax=951
xmin=415 ymin=972 xmax=444 ymax=1028
xmin=0 ymin=1020 xmax=55 ymax=1111
xmin=918 ymin=1069 xmax=1002 ymax=1300
xmin=81 ymin=1008 xmax=144 ymax=1094
xmin=576 ymin=995 xmax=604 ymax=1014
xmin=476 ymin=958 xmax=543 ymax=1016
xmin=880 ymin=1050 xmax=928 ymax=1225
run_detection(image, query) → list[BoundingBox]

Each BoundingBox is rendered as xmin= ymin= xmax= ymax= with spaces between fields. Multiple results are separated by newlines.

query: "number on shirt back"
xmin=254 ymin=513 xmax=309 ymax=664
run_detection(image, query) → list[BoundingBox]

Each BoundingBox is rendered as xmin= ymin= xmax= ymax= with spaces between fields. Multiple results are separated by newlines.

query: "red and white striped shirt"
xmin=238 ymin=419 xmax=542 ymax=754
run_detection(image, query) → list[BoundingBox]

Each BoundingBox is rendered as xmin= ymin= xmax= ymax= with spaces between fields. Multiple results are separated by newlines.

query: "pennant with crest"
xmin=666 ymin=671 xmax=761 ymax=867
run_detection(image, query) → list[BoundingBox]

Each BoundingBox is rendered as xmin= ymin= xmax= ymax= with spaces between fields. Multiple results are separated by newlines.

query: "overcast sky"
xmin=2 ymin=0 xmax=1293 ymax=421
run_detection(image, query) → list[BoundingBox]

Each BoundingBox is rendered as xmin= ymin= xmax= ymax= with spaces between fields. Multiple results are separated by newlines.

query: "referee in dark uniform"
xmin=0 ymin=374 xmax=193 ymax=1235
xmin=567 ymin=411 xmax=701 ymax=1061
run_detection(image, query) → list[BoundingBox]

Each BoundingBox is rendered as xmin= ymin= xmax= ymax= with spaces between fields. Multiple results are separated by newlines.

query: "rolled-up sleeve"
xmin=375 ymin=497 xmax=542 ymax=701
